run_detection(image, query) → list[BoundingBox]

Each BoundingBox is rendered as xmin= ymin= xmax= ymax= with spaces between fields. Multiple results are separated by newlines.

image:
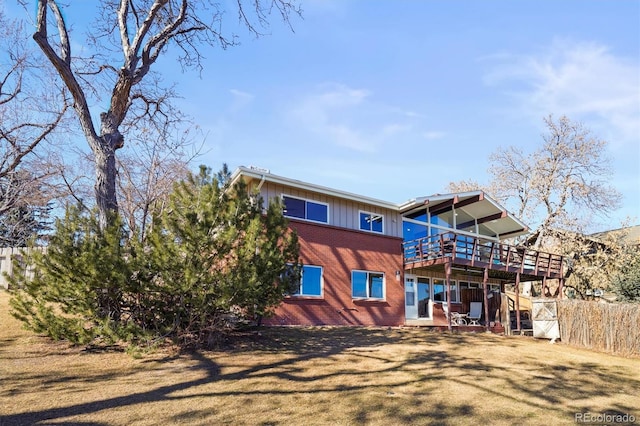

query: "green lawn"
xmin=1 ymin=290 xmax=638 ymax=425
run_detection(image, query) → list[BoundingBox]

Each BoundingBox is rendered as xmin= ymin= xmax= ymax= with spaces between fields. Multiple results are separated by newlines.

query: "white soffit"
xmin=401 ymin=191 xmax=528 ymax=238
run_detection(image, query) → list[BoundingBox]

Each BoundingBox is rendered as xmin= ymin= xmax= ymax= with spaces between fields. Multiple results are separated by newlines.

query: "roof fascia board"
xmin=428 ymin=196 xmax=459 ymax=216
xmin=398 ymin=191 xmax=484 ymax=213
xmin=498 ymin=227 xmax=528 ymax=239
xmin=429 ymin=194 xmax=485 ymax=216
xmin=232 ymin=166 xmax=399 ymax=210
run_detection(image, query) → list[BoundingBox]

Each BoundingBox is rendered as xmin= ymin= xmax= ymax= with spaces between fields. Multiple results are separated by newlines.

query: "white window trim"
xmin=450 ymin=280 xmax=460 ymax=303
xmin=293 ymin=265 xmax=324 ymax=298
xmin=359 ymin=210 xmax=384 ymax=234
xmin=281 ymin=194 xmax=330 ymax=224
xmin=351 ymin=269 xmax=386 ymax=300
xmin=432 ymin=278 xmax=462 ymax=304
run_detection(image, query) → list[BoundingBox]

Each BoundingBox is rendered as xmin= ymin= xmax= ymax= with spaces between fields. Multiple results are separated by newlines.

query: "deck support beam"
xmin=445 ymin=260 xmax=452 ymax=332
xmin=558 ymin=277 xmax=564 ymax=299
xmin=483 ymin=267 xmax=490 ymax=331
xmin=515 ymin=272 xmax=521 ymax=332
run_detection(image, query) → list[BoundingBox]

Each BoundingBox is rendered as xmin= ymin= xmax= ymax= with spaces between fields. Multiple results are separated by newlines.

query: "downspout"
xmin=256 ymin=175 xmax=266 ymax=191
xmin=256 ymin=175 xmax=267 ymax=212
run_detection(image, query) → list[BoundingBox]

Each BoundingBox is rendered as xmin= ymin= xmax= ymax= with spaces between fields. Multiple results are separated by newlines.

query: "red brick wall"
xmin=265 ymin=220 xmax=405 ymax=326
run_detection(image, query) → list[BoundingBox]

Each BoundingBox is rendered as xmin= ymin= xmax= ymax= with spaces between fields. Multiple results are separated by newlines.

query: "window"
xmin=403 ymin=220 xmax=427 ymax=241
xmin=282 ymin=195 xmax=328 ymax=223
xmin=359 ymin=211 xmax=384 ymax=233
xmin=291 ymin=265 xmax=323 ymax=297
xmin=450 ymin=281 xmax=459 ymax=303
xmin=432 ymin=279 xmax=459 ymax=303
xmin=433 ymin=279 xmax=446 ymax=302
xmin=352 ymin=270 xmax=385 ymax=300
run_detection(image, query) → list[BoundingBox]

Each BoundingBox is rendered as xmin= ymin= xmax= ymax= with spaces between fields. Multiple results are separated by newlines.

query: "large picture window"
xmin=282 ymin=195 xmax=328 ymax=224
xmin=359 ymin=211 xmax=384 ymax=233
xmin=352 ymin=270 xmax=385 ymax=300
xmin=291 ymin=265 xmax=323 ymax=297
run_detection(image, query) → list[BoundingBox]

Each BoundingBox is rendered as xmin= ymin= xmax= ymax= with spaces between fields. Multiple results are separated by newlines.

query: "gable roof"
xmin=231 ymin=166 xmax=529 ymax=238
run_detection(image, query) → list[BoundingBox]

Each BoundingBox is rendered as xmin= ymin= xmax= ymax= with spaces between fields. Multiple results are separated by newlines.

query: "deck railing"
xmin=403 ymin=232 xmax=564 ymax=278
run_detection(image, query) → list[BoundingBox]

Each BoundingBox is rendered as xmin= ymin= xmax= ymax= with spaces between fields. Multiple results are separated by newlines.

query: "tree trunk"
xmin=94 ymin=111 xmax=125 ymax=228
xmin=94 ymin=146 xmax=119 ymax=229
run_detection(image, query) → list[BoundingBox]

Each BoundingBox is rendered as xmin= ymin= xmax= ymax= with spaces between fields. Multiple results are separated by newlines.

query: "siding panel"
xmin=257 ymin=181 xmax=402 ymax=237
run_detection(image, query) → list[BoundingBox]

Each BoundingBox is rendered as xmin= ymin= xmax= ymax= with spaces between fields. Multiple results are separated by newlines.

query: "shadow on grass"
xmin=0 ymin=327 xmax=452 ymax=424
xmin=1 ymin=349 xmax=220 ymax=426
xmin=2 ymin=327 xmax=639 ymax=425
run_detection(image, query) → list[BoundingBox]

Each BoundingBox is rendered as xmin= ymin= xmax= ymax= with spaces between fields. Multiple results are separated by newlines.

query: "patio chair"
xmin=468 ymin=301 xmax=482 ymax=325
xmin=442 ymin=302 xmax=467 ymax=326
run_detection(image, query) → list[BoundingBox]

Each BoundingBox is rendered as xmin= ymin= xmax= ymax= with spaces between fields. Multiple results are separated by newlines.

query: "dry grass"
xmin=1 ymin=290 xmax=639 ymax=426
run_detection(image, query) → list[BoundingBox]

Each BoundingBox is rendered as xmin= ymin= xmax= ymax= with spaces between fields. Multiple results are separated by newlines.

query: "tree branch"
xmin=33 ymin=0 xmax=100 ymax=150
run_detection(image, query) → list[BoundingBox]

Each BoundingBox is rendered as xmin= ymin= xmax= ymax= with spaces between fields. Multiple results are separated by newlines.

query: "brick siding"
xmin=265 ymin=220 xmax=405 ymax=326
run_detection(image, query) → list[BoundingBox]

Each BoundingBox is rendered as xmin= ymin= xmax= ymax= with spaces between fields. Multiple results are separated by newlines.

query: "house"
xmin=230 ymin=166 xmax=565 ymax=332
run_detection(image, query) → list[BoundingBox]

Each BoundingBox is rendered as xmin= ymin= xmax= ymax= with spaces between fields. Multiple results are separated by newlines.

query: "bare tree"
xmin=0 ymin=12 xmax=68 ymax=177
xmin=26 ymin=0 xmax=300 ymax=228
xmin=0 ymin=10 xmax=70 ymax=244
xmin=450 ymin=115 xmax=621 ymax=246
xmin=446 ymin=179 xmax=483 ymax=194
xmin=538 ymin=227 xmax=636 ymax=299
xmin=117 ymin=130 xmax=197 ymax=240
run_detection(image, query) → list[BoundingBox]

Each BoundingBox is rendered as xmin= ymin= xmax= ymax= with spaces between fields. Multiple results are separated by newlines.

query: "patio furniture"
xmin=468 ymin=301 xmax=482 ymax=325
xmin=442 ymin=302 xmax=467 ymax=326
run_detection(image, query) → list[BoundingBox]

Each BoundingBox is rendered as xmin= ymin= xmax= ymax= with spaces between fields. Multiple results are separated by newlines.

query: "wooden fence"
xmin=557 ymin=299 xmax=640 ymax=357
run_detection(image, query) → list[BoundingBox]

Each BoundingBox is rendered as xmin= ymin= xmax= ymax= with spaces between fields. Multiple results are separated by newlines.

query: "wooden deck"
xmin=403 ymin=232 xmax=564 ymax=279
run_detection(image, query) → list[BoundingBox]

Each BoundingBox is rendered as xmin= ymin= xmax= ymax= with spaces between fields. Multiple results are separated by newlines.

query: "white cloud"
xmin=288 ymin=83 xmax=384 ymax=152
xmin=422 ymin=131 xmax=446 ymax=140
xmin=382 ymin=123 xmax=412 ymax=137
xmin=484 ymin=39 xmax=640 ymax=148
xmin=313 ymin=84 xmax=370 ymax=107
xmin=228 ymin=89 xmax=254 ymax=112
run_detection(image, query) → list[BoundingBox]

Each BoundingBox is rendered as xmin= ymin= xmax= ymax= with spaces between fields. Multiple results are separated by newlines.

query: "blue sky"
xmin=168 ymin=0 xmax=639 ymax=232
xmin=5 ymin=1 xmax=639 ymax=232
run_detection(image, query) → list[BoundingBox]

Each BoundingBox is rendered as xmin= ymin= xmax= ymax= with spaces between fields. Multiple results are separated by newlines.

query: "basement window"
xmin=352 ymin=270 xmax=385 ymax=300
xmin=291 ymin=265 xmax=323 ymax=297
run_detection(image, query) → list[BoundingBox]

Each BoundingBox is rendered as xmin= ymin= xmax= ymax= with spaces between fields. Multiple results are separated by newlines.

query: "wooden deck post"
xmin=445 ymin=260 xmax=452 ymax=332
xmin=483 ymin=267 xmax=490 ymax=331
xmin=558 ymin=277 xmax=564 ymax=299
xmin=515 ymin=272 xmax=521 ymax=332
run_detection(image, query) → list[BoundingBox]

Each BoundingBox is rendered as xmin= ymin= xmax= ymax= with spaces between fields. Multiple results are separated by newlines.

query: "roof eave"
xmin=231 ymin=166 xmax=400 ymax=210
